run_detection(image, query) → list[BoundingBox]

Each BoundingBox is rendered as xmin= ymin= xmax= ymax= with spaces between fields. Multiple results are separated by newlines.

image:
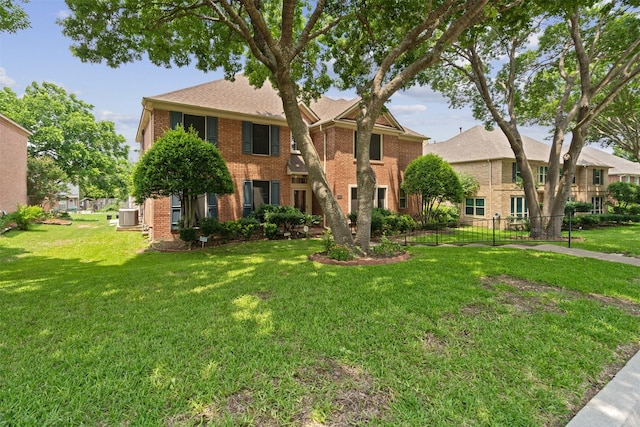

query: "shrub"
xmin=565 ymin=201 xmax=592 ymax=213
xmin=219 ymin=220 xmax=241 ymax=242
xmin=5 ymin=205 xmax=44 ymax=230
xmin=431 ymin=205 xmax=460 ymax=224
xmin=263 ymin=222 xmax=278 ymax=240
xmin=178 ymin=226 xmax=198 ymax=248
xmin=370 ymin=235 xmax=404 ymax=257
xmin=328 ymin=244 xmax=355 ymax=261
xmin=237 ymin=217 xmax=260 ymax=240
xmin=199 ymin=217 xmax=220 ymax=238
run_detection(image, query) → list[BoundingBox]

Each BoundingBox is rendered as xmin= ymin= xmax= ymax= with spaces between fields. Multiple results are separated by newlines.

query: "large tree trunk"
xmin=273 ymin=72 xmax=354 ymax=248
xmin=354 ymin=113 xmax=376 ymax=253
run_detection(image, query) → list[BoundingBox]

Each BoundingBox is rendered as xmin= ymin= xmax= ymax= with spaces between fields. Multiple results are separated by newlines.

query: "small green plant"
xmin=263 ymin=222 xmax=278 ymax=240
xmin=5 ymin=205 xmax=44 ymax=230
xmin=370 ymin=235 xmax=404 ymax=257
xmin=321 ymin=229 xmax=335 ymax=253
xmin=328 ymin=244 xmax=355 ymax=261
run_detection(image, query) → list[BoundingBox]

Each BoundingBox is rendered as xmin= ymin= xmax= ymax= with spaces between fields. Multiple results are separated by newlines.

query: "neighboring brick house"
xmin=135 ymin=75 xmax=425 ymax=240
xmin=423 ymin=125 xmax=612 ymax=219
xmin=0 ymin=112 xmax=30 ymax=214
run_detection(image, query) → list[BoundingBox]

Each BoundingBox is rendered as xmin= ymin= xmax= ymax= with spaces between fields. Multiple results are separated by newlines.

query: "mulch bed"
xmin=38 ymin=219 xmax=73 ymax=226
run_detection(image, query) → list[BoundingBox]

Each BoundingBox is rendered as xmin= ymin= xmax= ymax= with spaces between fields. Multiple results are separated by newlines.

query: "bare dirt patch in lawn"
xmin=294 ymin=357 xmax=392 ymax=426
xmin=481 ymin=275 xmax=640 ymax=316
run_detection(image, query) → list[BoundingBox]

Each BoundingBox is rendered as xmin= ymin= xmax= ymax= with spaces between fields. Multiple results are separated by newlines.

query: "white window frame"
xmin=538 ymin=166 xmax=548 ymax=184
xmin=465 ymin=197 xmax=486 ymax=217
xmin=510 ymin=196 xmax=528 ymax=218
xmin=349 ymin=185 xmax=388 ymax=213
xmin=591 ymin=196 xmax=604 ymax=214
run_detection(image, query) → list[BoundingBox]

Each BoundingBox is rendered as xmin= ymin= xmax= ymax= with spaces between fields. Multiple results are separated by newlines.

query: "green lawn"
xmin=1 ymin=214 xmax=639 ymax=426
xmin=569 ymin=223 xmax=640 ymax=257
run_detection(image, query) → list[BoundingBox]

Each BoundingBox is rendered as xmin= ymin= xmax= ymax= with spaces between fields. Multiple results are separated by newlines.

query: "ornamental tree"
xmin=401 ymin=154 xmax=463 ymax=224
xmin=132 ymin=126 xmax=234 ymax=229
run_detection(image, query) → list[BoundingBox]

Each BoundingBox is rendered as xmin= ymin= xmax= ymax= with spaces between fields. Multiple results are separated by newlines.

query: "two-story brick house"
xmin=136 ymin=75 xmax=425 ymax=240
xmin=0 ymin=112 xmax=30 ymax=214
xmin=423 ymin=125 xmax=612 ymax=219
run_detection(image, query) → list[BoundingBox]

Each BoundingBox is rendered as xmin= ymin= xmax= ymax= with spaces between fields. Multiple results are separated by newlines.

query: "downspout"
xmin=488 ymin=159 xmax=492 ymax=218
xmin=584 ymin=165 xmax=588 ymax=204
xmin=321 ymin=124 xmax=328 ymax=228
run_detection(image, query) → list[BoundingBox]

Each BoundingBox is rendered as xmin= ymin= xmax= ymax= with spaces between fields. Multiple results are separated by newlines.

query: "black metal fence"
xmin=403 ymin=215 xmax=575 ymax=247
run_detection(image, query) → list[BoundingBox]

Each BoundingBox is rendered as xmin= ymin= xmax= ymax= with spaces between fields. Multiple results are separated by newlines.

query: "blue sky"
xmin=0 ymin=1 xmax=551 ymax=159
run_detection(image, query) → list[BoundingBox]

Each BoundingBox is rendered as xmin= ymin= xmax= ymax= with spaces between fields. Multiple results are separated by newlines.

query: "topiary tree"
xmin=402 ymin=154 xmax=463 ymax=225
xmin=132 ymin=126 xmax=234 ymax=229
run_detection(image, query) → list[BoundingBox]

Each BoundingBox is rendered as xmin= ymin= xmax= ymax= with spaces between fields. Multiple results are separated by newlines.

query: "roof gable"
xmin=424 ymin=125 xmax=550 ymax=163
xmin=139 ymin=75 xmax=426 ymax=142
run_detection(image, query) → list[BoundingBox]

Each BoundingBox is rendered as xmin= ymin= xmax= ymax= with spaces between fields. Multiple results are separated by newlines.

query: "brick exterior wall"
xmin=141 ymin=108 xmax=422 ymax=240
xmin=452 ymin=159 xmax=610 ymax=220
xmin=310 ymin=126 xmax=422 ymax=217
xmin=0 ymin=115 xmax=28 ymax=213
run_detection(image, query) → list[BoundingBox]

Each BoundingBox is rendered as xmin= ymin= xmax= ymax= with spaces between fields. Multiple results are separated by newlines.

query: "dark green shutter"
xmin=270 ymin=180 xmax=280 ymax=206
xmin=170 ymin=111 xmax=182 ymax=129
xmin=512 ymin=163 xmax=518 ymax=182
xmin=206 ymin=116 xmax=218 ymax=147
xmin=242 ymin=121 xmax=252 ymax=154
xmin=242 ymin=180 xmax=253 ymax=217
xmin=271 ymin=125 xmax=280 ymax=156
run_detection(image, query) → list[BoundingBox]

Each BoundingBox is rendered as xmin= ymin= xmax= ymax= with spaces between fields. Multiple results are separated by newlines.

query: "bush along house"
xmin=135 ymin=75 xmax=426 ymax=240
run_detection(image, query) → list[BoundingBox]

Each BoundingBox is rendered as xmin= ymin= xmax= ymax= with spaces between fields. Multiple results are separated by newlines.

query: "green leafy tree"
xmin=0 ymin=0 xmax=30 ymax=33
xmin=132 ymin=126 xmax=234 ymax=229
xmin=608 ymin=181 xmax=640 ymax=210
xmin=458 ymin=172 xmax=480 ymax=198
xmin=82 ymin=159 xmax=133 ymax=202
xmin=26 ymin=155 xmax=69 ymax=208
xmin=0 ymin=82 xmax=130 ymax=195
xmin=324 ymin=0 xmax=517 ymax=251
xmin=402 ymin=154 xmax=463 ymax=224
xmin=589 ymin=83 xmax=640 ymax=163
xmin=430 ymin=0 xmax=640 ymax=238
xmin=59 ymin=0 xmax=517 ymax=253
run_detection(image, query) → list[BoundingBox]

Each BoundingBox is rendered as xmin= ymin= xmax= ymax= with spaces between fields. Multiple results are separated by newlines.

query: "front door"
xmin=293 ymin=189 xmax=307 ymax=213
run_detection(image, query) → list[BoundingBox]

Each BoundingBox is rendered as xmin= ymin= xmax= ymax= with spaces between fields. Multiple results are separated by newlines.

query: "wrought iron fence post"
xmin=568 ymin=211 xmax=573 ymax=248
xmin=492 ymin=216 xmax=496 ymax=246
xmin=435 ymin=222 xmax=439 ymax=246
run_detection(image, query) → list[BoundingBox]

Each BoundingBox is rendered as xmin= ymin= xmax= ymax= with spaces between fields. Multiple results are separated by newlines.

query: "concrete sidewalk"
xmin=504 ymin=244 xmax=640 ymax=426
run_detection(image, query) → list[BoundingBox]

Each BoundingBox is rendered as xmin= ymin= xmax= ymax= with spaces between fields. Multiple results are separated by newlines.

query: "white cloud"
xmin=0 ymin=68 xmax=16 ymax=88
xmin=395 ymin=85 xmax=448 ymax=104
xmin=57 ymin=9 xmax=71 ymax=20
xmin=389 ymin=104 xmax=427 ymax=115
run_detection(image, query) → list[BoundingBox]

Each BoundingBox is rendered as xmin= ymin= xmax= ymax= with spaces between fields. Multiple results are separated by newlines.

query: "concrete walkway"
xmin=504 ymin=244 xmax=640 ymax=426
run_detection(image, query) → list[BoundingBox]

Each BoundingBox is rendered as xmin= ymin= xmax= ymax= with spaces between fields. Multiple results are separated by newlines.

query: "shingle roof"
xmin=309 ymin=96 xmax=359 ymax=123
xmin=144 ymin=74 xmax=287 ymax=120
xmin=424 ymin=125 xmax=550 ymax=163
xmin=580 ymin=147 xmax=640 ymax=175
xmin=142 ymin=75 xmax=425 ymax=141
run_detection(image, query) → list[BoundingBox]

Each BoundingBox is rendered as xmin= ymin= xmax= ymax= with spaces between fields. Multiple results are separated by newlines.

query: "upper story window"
xmin=512 ymin=162 xmax=522 ymax=183
xmin=593 ymin=169 xmax=604 ymax=185
xmin=537 ymin=166 xmax=548 ymax=184
xmin=354 ymin=132 xmax=382 ymax=161
xmin=242 ymin=121 xmax=280 ymax=156
xmin=170 ymin=111 xmax=218 ymax=146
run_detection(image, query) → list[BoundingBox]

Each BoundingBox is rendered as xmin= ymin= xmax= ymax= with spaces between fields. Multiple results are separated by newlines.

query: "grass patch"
xmin=1 ymin=214 xmax=640 ymax=425
xmin=568 ymin=223 xmax=640 ymax=257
